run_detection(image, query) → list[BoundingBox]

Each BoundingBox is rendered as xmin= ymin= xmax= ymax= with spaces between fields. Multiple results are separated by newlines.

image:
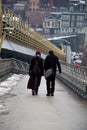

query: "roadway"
xmin=0 ymin=75 xmax=87 ymax=130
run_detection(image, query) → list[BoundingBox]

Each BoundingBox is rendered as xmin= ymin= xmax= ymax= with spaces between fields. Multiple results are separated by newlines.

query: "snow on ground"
xmin=0 ymin=74 xmax=22 ymax=113
xmin=0 ymin=74 xmax=22 ymax=96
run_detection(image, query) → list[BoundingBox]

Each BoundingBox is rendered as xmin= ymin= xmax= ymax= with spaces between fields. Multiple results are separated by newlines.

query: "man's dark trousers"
xmin=46 ymin=74 xmax=56 ymax=95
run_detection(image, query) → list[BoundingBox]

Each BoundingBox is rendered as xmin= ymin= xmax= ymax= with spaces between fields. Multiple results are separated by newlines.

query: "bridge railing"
xmin=0 ymin=58 xmax=29 ymax=81
xmin=57 ymin=61 xmax=87 ymax=100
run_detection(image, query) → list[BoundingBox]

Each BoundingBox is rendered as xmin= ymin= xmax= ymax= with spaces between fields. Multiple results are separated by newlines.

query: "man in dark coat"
xmin=27 ymin=50 xmax=44 ymax=95
xmin=44 ymin=50 xmax=61 ymax=96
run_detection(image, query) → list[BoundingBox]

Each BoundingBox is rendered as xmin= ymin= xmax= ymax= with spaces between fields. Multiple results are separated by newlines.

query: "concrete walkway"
xmin=0 ymin=75 xmax=87 ymax=130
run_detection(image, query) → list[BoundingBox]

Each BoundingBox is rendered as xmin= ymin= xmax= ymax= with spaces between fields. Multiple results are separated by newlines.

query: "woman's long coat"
xmin=27 ymin=56 xmax=44 ymax=89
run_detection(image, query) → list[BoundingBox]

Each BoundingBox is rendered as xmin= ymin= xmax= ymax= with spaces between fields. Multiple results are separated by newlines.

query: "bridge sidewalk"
xmin=0 ymin=75 xmax=87 ymax=130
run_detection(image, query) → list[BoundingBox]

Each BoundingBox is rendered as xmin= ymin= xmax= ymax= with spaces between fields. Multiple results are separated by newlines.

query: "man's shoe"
xmin=35 ymin=89 xmax=38 ymax=95
xmin=46 ymin=93 xmax=50 ymax=96
xmin=36 ymin=92 xmax=38 ymax=95
xmin=51 ymin=93 xmax=54 ymax=96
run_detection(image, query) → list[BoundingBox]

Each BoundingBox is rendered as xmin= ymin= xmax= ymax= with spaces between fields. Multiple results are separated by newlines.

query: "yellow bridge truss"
xmin=0 ymin=1 xmax=65 ymax=60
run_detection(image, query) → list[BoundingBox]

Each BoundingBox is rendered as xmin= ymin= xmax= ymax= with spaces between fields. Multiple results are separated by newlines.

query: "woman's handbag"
xmin=44 ymin=68 xmax=53 ymax=78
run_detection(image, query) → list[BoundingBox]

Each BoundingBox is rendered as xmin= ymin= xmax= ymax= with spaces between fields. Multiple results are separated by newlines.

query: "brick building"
xmin=26 ymin=0 xmax=40 ymax=11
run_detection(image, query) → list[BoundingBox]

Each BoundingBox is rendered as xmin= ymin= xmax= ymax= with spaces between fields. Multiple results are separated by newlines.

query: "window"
xmin=85 ymin=6 xmax=87 ymax=11
xmin=48 ymin=22 xmax=50 ymax=27
xmin=50 ymin=21 xmax=52 ymax=27
xmin=43 ymin=22 xmax=46 ymax=27
xmin=29 ymin=2 xmax=32 ymax=6
xmin=71 ymin=22 xmax=75 ymax=27
xmin=85 ymin=13 xmax=87 ymax=19
xmin=52 ymin=22 xmax=55 ymax=27
xmin=69 ymin=28 xmax=73 ymax=33
xmin=71 ymin=15 xmax=75 ymax=21
xmin=33 ymin=2 xmax=35 ymax=6
xmin=54 ymin=29 xmax=57 ymax=34
xmin=37 ymin=3 xmax=39 ymax=6
xmin=44 ymin=29 xmax=50 ymax=34
xmin=45 ymin=22 xmax=47 ymax=27
xmin=79 ymin=5 xmax=83 ymax=12
xmin=62 ymin=15 xmax=70 ymax=20
xmin=76 ymin=22 xmax=83 ymax=27
xmin=69 ymin=6 xmax=74 ymax=12
xmin=77 ymin=16 xmax=83 ymax=21
xmin=62 ymin=22 xmax=70 ymax=27
xmin=55 ymin=22 xmax=58 ymax=27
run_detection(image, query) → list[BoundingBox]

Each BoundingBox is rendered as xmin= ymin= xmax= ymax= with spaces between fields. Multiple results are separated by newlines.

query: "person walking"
xmin=27 ymin=50 xmax=44 ymax=95
xmin=44 ymin=50 xmax=61 ymax=96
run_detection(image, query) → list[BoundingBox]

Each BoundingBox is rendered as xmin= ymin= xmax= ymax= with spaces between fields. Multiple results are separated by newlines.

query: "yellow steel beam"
xmin=1 ymin=4 xmax=65 ymax=60
xmin=0 ymin=33 xmax=6 ymax=52
xmin=0 ymin=0 xmax=6 ymax=53
xmin=0 ymin=0 xmax=2 ymax=38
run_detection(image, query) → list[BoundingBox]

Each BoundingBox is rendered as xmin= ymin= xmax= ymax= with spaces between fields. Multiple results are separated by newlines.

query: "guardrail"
xmin=0 ymin=58 xmax=29 ymax=81
xmin=57 ymin=61 xmax=87 ymax=100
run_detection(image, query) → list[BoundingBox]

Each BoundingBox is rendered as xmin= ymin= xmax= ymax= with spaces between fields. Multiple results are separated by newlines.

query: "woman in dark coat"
xmin=27 ymin=50 xmax=44 ymax=95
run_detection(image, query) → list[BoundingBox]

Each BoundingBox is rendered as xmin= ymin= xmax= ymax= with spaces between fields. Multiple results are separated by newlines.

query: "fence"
xmin=57 ymin=61 xmax=87 ymax=100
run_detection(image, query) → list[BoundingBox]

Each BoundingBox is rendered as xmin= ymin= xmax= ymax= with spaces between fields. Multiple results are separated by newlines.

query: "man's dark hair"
xmin=49 ymin=50 xmax=53 ymax=54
